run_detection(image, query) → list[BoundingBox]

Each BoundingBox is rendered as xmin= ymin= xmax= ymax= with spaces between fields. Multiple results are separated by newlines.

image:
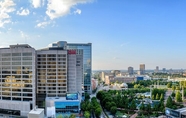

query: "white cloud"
xmin=46 ymin=0 xmax=92 ymax=19
xmin=19 ymin=30 xmax=29 ymax=39
xmin=36 ymin=21 xmax=51 ymax=28
xmin=32 ymin=0 xmax=41 ymax=8
xmin=74 ymin=9 xmax=81 ymax=14
xmin=17 ymin=8 xmax=30 ymax=16
xmin=0 ymin=0 xmax=16 ymax=27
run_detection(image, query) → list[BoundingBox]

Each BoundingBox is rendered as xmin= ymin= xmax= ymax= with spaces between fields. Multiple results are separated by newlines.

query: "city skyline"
xmin=1 ymin=0 xmax=186 ymax=70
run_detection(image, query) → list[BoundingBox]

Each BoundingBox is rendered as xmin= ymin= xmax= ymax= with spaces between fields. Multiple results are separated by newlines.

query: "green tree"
xmin=171 ymin=92 xmax=175 ymax=98
xmin=57 ymin=114 xmax=63 ymax=118
xmin=130 ymin=100 xmax=136 ymax=110
xmin=166 ymin=96 xmax=173 ymax=108
xmin=95 ymin=107 xmax=102 ymax=118
xmin=159 ymin=100 xmax=165 ymax=112
xmin=84 ymin=111 xmax=90 ymax=118
xmin=69 ymin=114 xmax=76 ymax=118
xmin=176 ymin=91 xmax=182 ymax=102
xmin=160 ymin=93 xmax=164 ymax=101
xmin=105 ymin=102 xmax=111 ymax=111
xmin=140 ymin=102 xmax=145 ymax=111
xmin=85 ymin=93 xmax=90 ymax=101
xmin=146 ymin=103 xmax=152 ymax=114
xmin=151 ymin=94 xmax=155 ymax=100
xmin=167 ymin=82 xmax=172 ymax=88
xmin=110 ymin=106 xmax=117 ymax=115
xmin=176 ymin=86 xmax=180 ymax=90
xmin=155 ymin=93 xmax=159 ymax=100
xmin=172 ymin=85 xmax=176 ymax=91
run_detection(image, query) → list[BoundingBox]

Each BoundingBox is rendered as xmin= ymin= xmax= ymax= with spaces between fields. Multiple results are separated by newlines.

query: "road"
xmin=90 ymin=84 xmax=108 ymax=118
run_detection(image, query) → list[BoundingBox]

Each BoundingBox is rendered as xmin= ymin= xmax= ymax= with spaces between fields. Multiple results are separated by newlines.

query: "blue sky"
xmin=0 ymin=0 xmax=186 ymax=70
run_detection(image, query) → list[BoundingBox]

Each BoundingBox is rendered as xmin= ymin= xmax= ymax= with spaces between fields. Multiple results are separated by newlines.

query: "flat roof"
xmin=29 ymin=109 xmax=44 ymax=115
xmin=45 ymin=97 xmax=80 ymax=102
xmin=176 ymin=107 xmax=186 ymax=112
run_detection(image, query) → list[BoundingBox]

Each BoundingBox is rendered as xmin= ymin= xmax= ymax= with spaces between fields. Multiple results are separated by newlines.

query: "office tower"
xmin=0 ymin=44 xmax=36 ymax=117
xmin=36 ymin=45 xmax=83 ymax=108
xmin=67 ymin=49 xmax=83 ymax=93
xmin=50 ymin=41 xmax=92 ymax=94
xmin=66 ymin=43 xmax=92 ymax=94
xmin=155 ymin=66 xmax=159 ymax=73
xmin=140 ymin=64 xmax=145 ymax=75
xmin=36 ymin=48 xmax=68 ymax=108
xmin=128 ymin=66 xmax=134 ymax=75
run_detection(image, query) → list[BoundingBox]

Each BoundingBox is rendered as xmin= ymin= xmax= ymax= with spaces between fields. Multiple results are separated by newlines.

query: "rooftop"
xmin=29 ymin=108 xmax=44 ymax=115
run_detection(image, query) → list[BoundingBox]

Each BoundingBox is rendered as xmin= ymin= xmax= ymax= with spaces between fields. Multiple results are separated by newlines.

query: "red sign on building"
xmin=68 ymin=50 xmax=76 ymax=54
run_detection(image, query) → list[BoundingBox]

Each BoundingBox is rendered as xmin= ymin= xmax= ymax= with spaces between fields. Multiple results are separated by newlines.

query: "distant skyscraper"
xmin=140 ymin=64 xmax=145 ymax=75
xmin=155 ymin=66 xmax=159 ymax=73
xmin=162 ymin=68 xmax=166 ymax=73
xmin=128 ymin=67 xmax=134 ymax=75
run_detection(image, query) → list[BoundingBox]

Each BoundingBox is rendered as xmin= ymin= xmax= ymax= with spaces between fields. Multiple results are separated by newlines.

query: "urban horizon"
xmin=0 ymin=0 xmax=186 ymax=70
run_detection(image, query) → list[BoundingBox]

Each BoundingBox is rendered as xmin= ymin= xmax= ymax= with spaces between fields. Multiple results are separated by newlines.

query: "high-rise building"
xmin=50 ymin=41 xmax=92 ymax=94
xmin=36 ymin=46 xmax=83 ymax=108
xmin=36 ymin=48 xmax=68 ymax=108
xmin=101 ymin=72 xmax=105 ymax=82
xmin=155 ymin=66 xmax=159 ymax=73
xmin=140 ymin=64 xmax=145 ymax=75
xmin=66 ymin=43 xmax=92 ymax=94
xmin=0 ymin=44 xmax=36 ymax=117
xmin=128 ymin=66 xmax=134 ymax=75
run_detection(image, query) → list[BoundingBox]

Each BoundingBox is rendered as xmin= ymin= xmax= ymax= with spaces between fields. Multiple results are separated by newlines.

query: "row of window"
xmin=37 ymin=54 xmax=66 ymax=57
xmin=1 ymin=57 xmax=32 ymax=61
xmin=1 ymin=53 xmax=32 ymax=56
xmin=1 ymin=62 xmax=32 ymax=65
xmin=38 ymin=76 xmax=66 ymax=79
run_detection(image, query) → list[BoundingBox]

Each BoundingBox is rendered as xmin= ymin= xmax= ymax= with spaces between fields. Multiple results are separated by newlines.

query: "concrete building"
xmin=128 ymin=66 xmax=134 ymax=75
xmin=91 ymin=78 xmax=98 ymax=90
xmin=111 ymin=70 xmax=121 ymax=76
xmin=51 ymin=41 xmax=92 ymax=94
xmin=45 ymin=95 xmax=81 ymax=118
xmin=28 ymin=108 xmax=44 ymax=118
xmin=36 ymin=46 xmax=83 ymax=109
xmin=140 ymin=64 xmax=145 ymax=75
xmin=165 ymin=107 xmax=186 ymax=118
xmin=105 ymin=75 xmax=114 ymax=85
xmin=36 ymin=48 xmax=68 ymax=108
xmin=0 ymin=44 xmax=36 ymax=117
xmin=101 ymin=72 xmax=105 ymax=82
xmin=106 ymin=76 xmax=135 ymax=85
xmin=67 ymin=49 xmax=83 ymax=94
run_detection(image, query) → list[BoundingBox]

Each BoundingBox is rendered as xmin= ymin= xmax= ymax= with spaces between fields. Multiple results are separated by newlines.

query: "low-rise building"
xmin=106 ymin=76 xmax=135 ymax=85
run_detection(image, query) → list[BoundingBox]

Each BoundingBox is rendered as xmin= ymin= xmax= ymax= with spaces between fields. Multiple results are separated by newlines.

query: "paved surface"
xmin=130 ymin=113 xmax=138 ymax=118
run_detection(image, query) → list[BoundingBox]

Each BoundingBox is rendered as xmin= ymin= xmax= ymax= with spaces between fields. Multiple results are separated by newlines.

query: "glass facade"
xmin=67 ymin=43 xmax=92 ymax=94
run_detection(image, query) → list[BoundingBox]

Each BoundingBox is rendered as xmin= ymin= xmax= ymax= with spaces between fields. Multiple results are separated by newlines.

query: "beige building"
xmin=140 ymin=64 xmax=145 ymax=75
xmin=106 ymin=76 xmax=135 ymax=85
xmin=105 ymin=75 xmax=114 ymax=85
